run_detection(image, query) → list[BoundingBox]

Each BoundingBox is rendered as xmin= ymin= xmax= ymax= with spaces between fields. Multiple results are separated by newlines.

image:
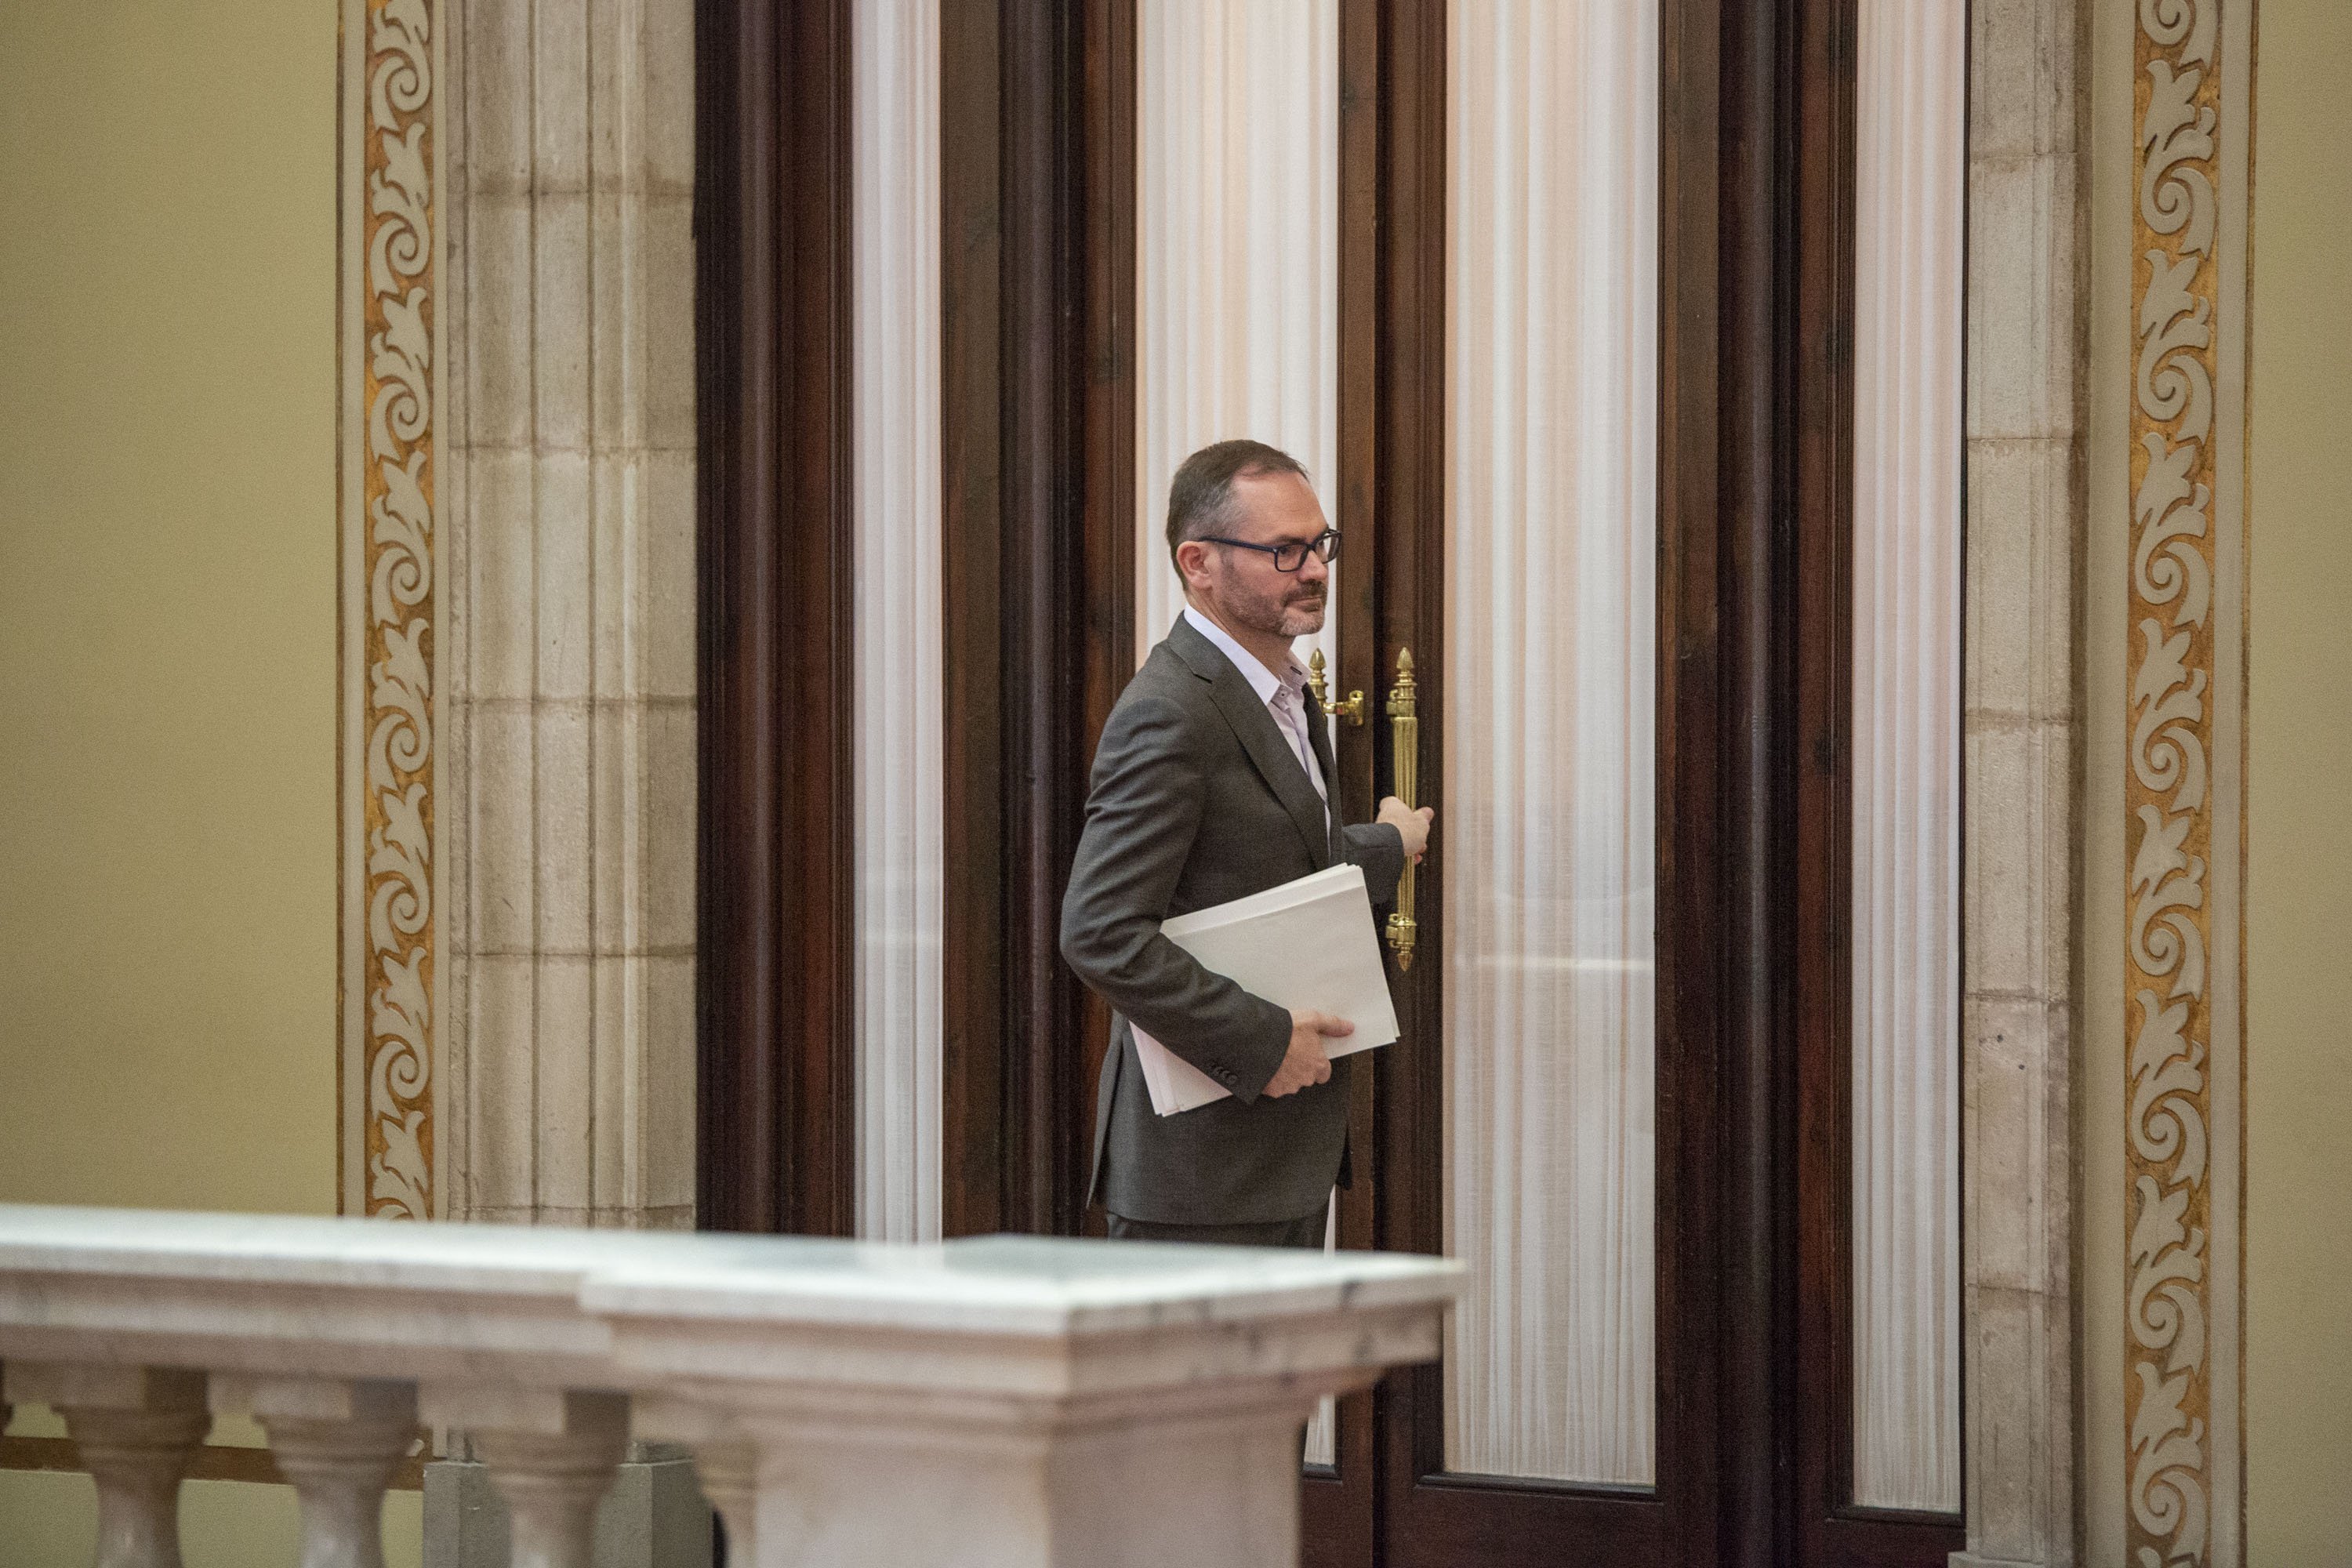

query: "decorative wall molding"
xmin=341 ymin=0 xmax=443 ymax=1221
xmin=2121 ymin=2 xmax=2249 ymax=1563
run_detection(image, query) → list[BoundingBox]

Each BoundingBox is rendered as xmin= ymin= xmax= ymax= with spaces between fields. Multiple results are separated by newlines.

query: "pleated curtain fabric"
xmin=1443 ymin=0 xmax=1660 ymax=1485
xmin=851 ymin=0 xmax=944 ymax=1245
xmin=1134 ymin=0 xmax=1343 ymax=1464
xmin=1849 ymin=0 xmax=1964 ymax=1513
xmin=1134 ymin=0 xmax=1340 ymax=673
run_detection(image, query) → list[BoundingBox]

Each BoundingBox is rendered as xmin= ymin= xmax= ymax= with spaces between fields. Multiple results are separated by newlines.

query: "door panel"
xmin=1439 ymin=0 xmax=1661 ymax=1489
xmin=1789 ymin=0 xmax=1969 ymax=1559
xmin=1354 ymin=0 xmax=1733 ymax=1558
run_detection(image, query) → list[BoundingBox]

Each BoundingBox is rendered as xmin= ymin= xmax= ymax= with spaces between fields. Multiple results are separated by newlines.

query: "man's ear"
xmin=1174 ymin=539 xmax=1211 ymax=592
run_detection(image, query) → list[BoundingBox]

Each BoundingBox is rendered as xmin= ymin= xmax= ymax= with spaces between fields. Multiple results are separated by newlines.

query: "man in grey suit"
xmin=1060 ymin=439 xmax=1434 ymax=1247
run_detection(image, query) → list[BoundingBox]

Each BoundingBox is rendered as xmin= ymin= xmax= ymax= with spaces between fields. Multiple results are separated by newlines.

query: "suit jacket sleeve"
xmin=1342 ymin=822 xmax=1406 ymax=908
xmin=1058 ymin=693 xmax=1293 ymax=1101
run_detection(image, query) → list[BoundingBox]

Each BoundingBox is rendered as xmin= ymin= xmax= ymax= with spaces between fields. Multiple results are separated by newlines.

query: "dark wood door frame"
xmin=937 ymin=0 xmax=1137 ymax=1241
xmin=695 ymin=0 xmax=857 ymax=1238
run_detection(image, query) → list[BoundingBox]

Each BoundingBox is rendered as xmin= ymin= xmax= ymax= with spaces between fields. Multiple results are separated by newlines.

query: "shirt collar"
xmin=1181 ymin=604 xmax=1303 ymax=707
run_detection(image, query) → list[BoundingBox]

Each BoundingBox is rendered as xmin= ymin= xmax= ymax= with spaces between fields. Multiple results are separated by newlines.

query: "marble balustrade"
xmin=0 ymin=1206 xmax=1458 ymax=1568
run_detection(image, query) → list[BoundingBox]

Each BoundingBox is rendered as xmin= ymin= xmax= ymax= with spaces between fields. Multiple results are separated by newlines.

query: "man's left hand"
xmin=1378 ymin=797 xmax=1435 ymax=862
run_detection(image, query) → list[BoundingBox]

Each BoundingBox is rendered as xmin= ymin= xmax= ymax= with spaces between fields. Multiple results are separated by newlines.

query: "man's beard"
xmin=1230 ymin=580 xmax=1327 ymax=640
xmin=1276 ymin=589 xmax=1327 ymax=637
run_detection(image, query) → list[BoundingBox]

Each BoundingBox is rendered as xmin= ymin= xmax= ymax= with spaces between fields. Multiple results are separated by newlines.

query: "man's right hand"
xmin=1263 ymin=1009 xmax=1352 ymax=1098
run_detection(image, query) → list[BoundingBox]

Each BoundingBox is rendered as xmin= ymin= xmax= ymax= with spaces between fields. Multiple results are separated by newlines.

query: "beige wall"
xmin=0 ymin=1 xmax=414 ymax=1559
xmin=2245 ymin=0 xmax=2352 ymax=1559
xmin=0 ymin=2 xmax=336 ymax=1212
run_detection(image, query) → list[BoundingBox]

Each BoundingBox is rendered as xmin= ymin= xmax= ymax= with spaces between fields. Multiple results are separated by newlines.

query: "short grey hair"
xmin=1164 ymin=439 xmax=1311 ymax=565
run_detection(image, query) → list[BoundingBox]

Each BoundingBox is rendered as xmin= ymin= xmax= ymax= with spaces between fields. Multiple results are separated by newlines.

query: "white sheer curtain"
xmin=851 ymin=0 xmax=942 ymax=1244
xmin=1849 ymin=0 xmax=1963 ymax=1513
xmin=1135 ymin=0 xmax=1341 ymax=1465
xmin=1134 ymin=0 xmax=1338 ymax=671
xmin=1443 ymin=0 xmax=1659 ymax=1485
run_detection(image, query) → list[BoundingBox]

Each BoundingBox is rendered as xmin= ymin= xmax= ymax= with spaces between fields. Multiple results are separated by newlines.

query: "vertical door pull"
xmin=1385 ymin=647 xmax=1419 ymax=970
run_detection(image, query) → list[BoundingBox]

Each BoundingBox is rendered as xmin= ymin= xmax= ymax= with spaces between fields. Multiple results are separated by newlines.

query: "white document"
xmin=1131 ymin=862 xmax=1400 ymax=1116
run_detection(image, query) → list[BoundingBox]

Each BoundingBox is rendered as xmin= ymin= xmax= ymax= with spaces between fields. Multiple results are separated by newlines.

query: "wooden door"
xmin=1305 ymin=2 xmax=1966 ymax=1564
xmin=1302 ymin=2 xmax=1742 ymax=1562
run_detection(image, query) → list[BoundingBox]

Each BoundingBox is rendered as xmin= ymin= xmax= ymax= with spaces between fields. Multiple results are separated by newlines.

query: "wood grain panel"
xmin=938 ymin=0 xmax=1138 ymax=1239
xmin=695 ymin=0 xmax=858 ymax=1238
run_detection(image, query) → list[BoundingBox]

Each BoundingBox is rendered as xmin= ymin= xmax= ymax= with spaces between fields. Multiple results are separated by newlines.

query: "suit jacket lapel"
xmin=1169 ymin=619 xmax=1335 ymax=869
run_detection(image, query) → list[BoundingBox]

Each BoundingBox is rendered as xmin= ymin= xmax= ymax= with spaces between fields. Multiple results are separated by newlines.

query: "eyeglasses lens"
xmin=1279 ymin=533 xmax=1341 ymax=572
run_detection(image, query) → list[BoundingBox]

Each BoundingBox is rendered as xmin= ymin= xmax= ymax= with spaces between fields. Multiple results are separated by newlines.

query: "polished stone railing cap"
xmin=0 ymin=1204 xmax=1463 ymax=1568
xmin=584 ymin=1232 xmax=1461 ymax=1335
xmin=0 ymin=1204 xmax=1461 ymax=1339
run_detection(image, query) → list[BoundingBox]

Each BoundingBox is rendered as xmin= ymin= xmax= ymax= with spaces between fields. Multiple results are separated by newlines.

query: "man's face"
xmin=1181 ymin=470 xmax=1331 ymax=642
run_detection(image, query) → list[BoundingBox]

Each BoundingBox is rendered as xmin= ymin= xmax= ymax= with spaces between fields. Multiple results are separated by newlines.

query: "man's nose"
xmin=1298 ymin=550 xmax=1329 ymax=586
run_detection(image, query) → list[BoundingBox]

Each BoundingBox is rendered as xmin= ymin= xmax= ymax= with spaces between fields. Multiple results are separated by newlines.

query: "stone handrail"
xmin=0 ymin=1204 xmax=1460 ymax=1566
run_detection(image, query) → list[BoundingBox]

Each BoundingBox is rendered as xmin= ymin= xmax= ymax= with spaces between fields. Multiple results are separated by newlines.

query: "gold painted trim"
xmin=2122 ymin=3 xmax=2246 ymax=1563
xmin=339 ymin=0 xmax=439 ymax=1219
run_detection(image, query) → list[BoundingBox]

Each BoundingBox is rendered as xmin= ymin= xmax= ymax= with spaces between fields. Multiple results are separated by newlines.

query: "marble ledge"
xmin=0 ymin=1205 xmax=1461 ymax=1391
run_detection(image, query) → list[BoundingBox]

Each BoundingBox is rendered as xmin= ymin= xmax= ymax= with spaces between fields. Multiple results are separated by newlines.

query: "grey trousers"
xmin=1105 ymin=1207 xmax=1327 ymax=1250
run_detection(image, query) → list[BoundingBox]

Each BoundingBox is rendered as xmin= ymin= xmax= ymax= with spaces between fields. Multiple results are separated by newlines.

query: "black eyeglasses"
xmin=1197 ymin=529 xmax=1342 ymax=573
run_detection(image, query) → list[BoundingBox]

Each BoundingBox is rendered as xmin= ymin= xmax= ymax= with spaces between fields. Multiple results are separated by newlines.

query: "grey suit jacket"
xmin=1059 ymin=615 xmax=1406 ymax=1225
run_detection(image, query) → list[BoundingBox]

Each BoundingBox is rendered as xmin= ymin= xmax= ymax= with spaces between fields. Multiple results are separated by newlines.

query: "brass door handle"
xmin=1385 ymin=647 xmax=1419 ymax=970
xmin=1306 ymin=648 xmax=1365 ymax=725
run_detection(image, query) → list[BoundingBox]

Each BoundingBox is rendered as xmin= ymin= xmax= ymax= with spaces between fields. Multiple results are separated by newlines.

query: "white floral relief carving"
xmin=2127 ymin=2 xmax=2217 ymax=1562
xmin=360 ymin=0 xmax=435 ymax=1220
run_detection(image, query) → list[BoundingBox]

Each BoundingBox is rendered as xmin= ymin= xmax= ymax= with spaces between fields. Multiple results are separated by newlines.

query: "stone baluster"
xmin=687 ymin=1440 xmax=756 ymax=1564
xmin=630 ymin=1394 xmax=754 ymax=1562
xmin=213 ymin=1376 xmax=418 ymax=1568
xmin=4 ymin=1362 xmax=209 ymax=1568
xmin=421 ymin=1387 xmax=629 ymax=1568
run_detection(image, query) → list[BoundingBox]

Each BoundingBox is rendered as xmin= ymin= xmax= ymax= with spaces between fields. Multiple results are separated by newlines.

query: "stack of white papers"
xmin=1131 ymin=862 xmax=1401 ymax=1116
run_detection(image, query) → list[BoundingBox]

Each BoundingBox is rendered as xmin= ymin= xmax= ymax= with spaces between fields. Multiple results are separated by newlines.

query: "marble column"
xmin=1955 ymin=0 xmax=2084 ymax=1563
xmin=435 ymin=0 xmax=699 ymax=1232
